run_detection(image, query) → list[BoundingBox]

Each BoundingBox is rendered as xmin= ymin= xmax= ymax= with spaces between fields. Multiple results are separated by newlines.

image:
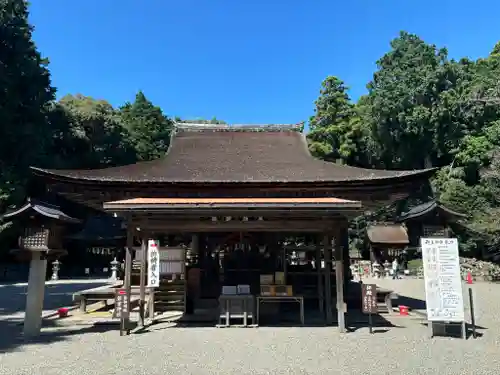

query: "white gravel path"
xmin=1 ymin=279 xmax=499 ymax=375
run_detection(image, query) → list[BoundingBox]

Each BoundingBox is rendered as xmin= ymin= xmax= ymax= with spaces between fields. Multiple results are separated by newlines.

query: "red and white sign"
xmin=147 ymin=239 xmax=160 ymax=287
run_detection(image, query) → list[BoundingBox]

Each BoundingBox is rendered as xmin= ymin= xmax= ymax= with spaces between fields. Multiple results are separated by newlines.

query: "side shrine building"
xmin=27 ymin=123 xmax=435 ymax=331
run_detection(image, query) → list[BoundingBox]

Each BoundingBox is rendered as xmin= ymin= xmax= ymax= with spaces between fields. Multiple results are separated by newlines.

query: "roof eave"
xmin=30 ymin=166 xmax=438 ymax=186
xmin=103 ymin=202 xmax=363 ymax=212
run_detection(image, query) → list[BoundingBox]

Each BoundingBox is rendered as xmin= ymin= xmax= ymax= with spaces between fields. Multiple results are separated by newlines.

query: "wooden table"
xmin=256 ymin=295 xmax=305 ymax=325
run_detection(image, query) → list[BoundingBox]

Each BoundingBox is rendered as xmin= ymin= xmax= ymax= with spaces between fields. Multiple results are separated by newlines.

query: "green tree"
xmin=121 ymin=91 xmax=173 ymax=161
xmin=307 ymin=76 xmax=371 ymax=166
xmin=0 ymin=0 xmax=56 ymax=208
xmin=366 ymin=31 xmax=468 ymax=169
xmin=54 ymin=94 xmax=136 ymax=169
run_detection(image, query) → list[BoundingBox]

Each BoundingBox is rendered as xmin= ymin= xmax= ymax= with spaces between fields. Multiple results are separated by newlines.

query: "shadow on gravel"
xmin=0 ymin=319 xmax=117 ymax=354
xmin=134 ymin=309 xmax=402 ymax=335
xmin=420 ymin=321 xmax=487 ymax=339
xmin=0 ymin=282 xmax=108 ymax=316
xmin=396 ymin=295 xmax=427 ymax=310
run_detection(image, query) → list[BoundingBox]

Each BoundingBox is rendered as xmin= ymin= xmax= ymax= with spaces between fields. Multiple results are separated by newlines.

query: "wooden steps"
xmin=155 ymin=277 xmax=186 ymax=313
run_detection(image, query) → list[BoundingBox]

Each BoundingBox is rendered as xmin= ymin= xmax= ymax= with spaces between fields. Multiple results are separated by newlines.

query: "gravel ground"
xmin=0 ymin=279 xmax=112 ymax=322
xmin=1 ymin=279 xmax=499 ymax=375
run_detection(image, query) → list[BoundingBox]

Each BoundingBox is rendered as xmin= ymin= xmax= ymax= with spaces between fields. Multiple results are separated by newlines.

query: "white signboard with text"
xmin=421 ymin=237 xmax=465 ymax=322
xmin=147 ymin=239 xmax=160 ymax=287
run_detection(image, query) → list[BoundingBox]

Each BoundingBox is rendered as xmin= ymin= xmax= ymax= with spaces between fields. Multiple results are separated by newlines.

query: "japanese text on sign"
xmin=421 ymin=237 xmax=465 ymax=322
xmin=362 ymin=283 xmax=378 ymax=314
xmin=147 ymin=239 xmax=160 ymax=287
xmin=114 ymin=288 xmax=129 ymax=319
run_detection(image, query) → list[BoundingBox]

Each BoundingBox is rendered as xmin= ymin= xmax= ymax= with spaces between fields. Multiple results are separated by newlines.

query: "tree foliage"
xmin=308 ymin=31 xmax=500 ymax=256
xmin=0 ymin=0 xmax=55 ymax=208
xmin=2 ymin=1 xmax=500 ymax=257
xmin=120 ymin=91 xmax=173 ymax=161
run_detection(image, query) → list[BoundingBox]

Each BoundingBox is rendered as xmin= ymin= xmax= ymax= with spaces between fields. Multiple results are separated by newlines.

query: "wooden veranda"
xmin=105 ymin=197 xmax=361 ymax=330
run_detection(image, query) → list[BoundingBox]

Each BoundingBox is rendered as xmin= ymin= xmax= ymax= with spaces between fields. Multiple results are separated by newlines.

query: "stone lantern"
xmin=110 ymin=257 xmax=120 ymax=281
xmin=2 ymin=198 xmax=80 ymax=337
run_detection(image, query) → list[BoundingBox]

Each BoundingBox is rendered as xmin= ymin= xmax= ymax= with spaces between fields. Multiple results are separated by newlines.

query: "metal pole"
xmin=469 ymin=287 xmax=476 ymax=339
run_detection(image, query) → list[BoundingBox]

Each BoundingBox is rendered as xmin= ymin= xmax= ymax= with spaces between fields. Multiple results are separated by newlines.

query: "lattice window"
xmin=423 ymin=225 xmax=447 ymax=238
xmin=21 ymin=227 xmax=49 ymax=250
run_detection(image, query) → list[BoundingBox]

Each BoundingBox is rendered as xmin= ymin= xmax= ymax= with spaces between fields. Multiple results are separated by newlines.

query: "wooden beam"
xmin=315 ymin=235 xmax=324 ymax=319
xmin=138 ymin=234 xmax=147 ymax=328
xmin=132 ymin=219 xmax=337 ymax=233
xmin=122 ymin=220 xmax=133 ymax=336
xmin=324 ymin=233 xmax=333 ymax=325
xmin=335 ymin=225 xmax=346 ymax=333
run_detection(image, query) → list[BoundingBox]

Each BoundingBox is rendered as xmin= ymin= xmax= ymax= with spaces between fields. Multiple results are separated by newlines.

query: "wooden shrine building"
xmin=29 ymin=123 xmax=436 ymax=331
xmin=366 ymin=224 xmax=409 ymax=263
xmin=396 ymin=199 xmax=467 ymax=243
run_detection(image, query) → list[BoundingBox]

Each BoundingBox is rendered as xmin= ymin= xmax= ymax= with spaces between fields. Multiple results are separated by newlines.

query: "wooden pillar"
xmin=122 ymin=224 xmax=133 ymax=335
xmin=138 ymin=234 xmax=147 ymax=327
xmin=324 ymin=234 xmax=333 ymax=325
xmin=335 ymin=225 xmax=346 ymax=333
xmin=341 ymin=224 xmax=351 ymax=288
xmin=315 ymin=236 xmax=324 ymax=318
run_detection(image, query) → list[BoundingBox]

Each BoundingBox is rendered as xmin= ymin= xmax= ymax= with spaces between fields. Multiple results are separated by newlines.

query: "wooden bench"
xmin=73 ymin=283 xmax=123 ymax=312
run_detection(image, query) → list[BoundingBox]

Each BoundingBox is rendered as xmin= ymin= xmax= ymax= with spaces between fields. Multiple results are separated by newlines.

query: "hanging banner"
xmin=147 ymin=239 xmax=160 ymax=287
xmin=421 ymin=238 xmax=465 ymax=322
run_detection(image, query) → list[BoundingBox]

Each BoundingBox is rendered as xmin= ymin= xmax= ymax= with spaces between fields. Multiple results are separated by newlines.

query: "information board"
xmin=147 ymin=239 xmax=160 ymax=287
xmin=421 ymin=238 xmax=465 ymax=322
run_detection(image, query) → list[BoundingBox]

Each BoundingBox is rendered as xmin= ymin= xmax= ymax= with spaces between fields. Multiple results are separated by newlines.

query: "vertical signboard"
xmin=361 ymin=283 xmax=377 ymax=334
xmin=362 ymin=284 xmax=378 ymax=314
xmin=421 ymin=238 xmax=465 ymax=322
xmin=147 ymin=239 xmax=160 ymax=287
xmin=114 ymin=288 xmax=129 ymax=319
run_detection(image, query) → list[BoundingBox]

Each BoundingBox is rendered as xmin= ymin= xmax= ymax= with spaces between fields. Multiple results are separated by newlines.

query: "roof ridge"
xmin=174 ymin=122 xmax=304 ymax=132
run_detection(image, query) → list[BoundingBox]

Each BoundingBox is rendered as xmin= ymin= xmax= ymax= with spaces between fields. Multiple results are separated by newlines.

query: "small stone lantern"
xmin=51 ymin=259 xmax=61 ymax=281
xmin=1 ymin=198 xmax=80 ymax=337
xmin=372 ymin=261 xmax=381 ymax=278
xmin=110 ymin=257 xmax=119 ymax=281
xmin=383 ymin=260 xmax=391 ymax=278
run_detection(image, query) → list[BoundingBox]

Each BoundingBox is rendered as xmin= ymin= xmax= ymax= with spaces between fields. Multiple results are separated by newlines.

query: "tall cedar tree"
xmin=120 ymin=92 xmax=173 ymax=161
xmin=0 ymin=0 xmax=55 ymax=207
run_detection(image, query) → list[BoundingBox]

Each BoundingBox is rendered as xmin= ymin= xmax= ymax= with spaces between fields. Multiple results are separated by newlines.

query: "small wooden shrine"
xmin=366 ymin=224 xmax=409 ymax=263
xmin=396 ymin=200 xmax=467 ymax=245
xmin=27 ymin=123 xmax=436 ymax=331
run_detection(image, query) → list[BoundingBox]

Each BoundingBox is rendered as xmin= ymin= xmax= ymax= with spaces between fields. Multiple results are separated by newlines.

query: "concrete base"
xmin=23 ymin=252 xmax=47 ymax=337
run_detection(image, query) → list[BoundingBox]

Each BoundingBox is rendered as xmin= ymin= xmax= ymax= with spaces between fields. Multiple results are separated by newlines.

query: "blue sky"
xmin=29 ymin=0 xmax=500 ymax=125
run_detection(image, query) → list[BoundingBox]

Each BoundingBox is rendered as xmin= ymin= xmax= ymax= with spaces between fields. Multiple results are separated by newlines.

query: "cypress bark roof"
xmin=367 ymin=224 xmax=409 ymax=245
xmin=30 ymin=124 xmax=436 ymax=184
xmin=396 ymin=200 xmax=467 ymax=222
xmin=1 ymin=198 xmax=81 ymax=223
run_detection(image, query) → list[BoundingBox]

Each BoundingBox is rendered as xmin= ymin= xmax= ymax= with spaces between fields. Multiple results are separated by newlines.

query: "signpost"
xmin=147 ymin=240 xmax=160 ymax=288
xmin=421 ymin=238 xmax=466 ymax=339
xmin=362 ymin=283 xmax=378 ymax=334
xmin=115 ymin=288 xmax=129 ymax=336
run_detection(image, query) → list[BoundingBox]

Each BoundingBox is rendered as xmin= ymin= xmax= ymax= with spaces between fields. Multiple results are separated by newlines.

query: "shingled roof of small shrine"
xmin=30 ymin=123 xmax=436 ymax=184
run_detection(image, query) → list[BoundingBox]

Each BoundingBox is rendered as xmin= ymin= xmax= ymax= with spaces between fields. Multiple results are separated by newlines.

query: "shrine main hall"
xmin=26 ymin=122 xmax=435 ymax=331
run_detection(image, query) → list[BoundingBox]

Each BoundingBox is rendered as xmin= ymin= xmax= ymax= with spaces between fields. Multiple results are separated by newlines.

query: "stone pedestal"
xmin=24 ymin=252 xmax=47 ymax=337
